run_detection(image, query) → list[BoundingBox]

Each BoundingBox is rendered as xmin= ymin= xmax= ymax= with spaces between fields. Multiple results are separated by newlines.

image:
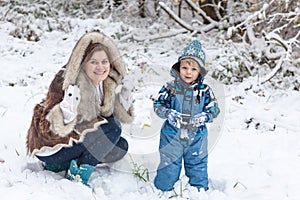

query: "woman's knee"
xmin=116 ymin=137 xmax=128 ymax=151
xmin=101 ymin=137 xmax=128 ymax=163
xmin=102 ymin=118 xmax=122 ymax=137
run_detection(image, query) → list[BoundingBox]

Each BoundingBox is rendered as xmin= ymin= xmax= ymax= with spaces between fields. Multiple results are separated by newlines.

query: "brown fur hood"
xmin=26 ymin=31 xmax=134 ymax=156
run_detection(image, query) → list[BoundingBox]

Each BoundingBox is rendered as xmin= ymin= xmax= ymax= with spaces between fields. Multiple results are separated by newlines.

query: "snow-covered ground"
xmin=0 ymin=18 xmax=300 ymax=200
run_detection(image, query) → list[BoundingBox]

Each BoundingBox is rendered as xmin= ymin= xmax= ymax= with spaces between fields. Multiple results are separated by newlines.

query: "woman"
xmin=26 ymin=31 xmax=134 ymax=186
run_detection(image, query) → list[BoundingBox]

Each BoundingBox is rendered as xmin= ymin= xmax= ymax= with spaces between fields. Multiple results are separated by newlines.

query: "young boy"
xmin=153 ymin=40 xmax=220 ymax=192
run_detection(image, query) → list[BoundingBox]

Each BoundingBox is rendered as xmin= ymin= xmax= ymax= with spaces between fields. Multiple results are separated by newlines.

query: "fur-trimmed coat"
xmin=26 ymin=31 xmax=134 ymax=156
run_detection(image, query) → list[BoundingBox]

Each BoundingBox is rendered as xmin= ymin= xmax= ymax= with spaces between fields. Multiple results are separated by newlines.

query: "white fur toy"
xmin=59 ymin=85 xmax=81 ymax=124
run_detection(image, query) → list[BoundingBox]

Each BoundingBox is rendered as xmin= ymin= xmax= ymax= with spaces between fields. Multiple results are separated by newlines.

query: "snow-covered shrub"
xmin=0 ymin=0 xmax=72 ymax=40
xmin=211 ymin=40 xmax=255 ymax=84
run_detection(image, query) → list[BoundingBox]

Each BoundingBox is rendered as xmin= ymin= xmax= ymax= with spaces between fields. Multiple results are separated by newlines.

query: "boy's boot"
xmin=66 ymin=160 xmax=95 ymax=186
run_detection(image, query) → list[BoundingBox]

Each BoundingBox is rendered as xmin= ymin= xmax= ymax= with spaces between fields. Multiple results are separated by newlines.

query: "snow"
xmin=0 ymin=17 xmax=300 ymax=200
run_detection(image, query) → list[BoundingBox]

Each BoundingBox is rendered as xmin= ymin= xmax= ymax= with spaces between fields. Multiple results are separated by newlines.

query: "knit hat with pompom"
xmin=171 ymin=40 xmax=207 ymax=78
xmin=179 ymin=40 xmax=206 ymax=76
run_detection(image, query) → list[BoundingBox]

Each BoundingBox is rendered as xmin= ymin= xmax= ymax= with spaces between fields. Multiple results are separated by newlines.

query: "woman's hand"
xmin=59 ymin=85 xmax=81 ymax=124
xmin=119 ymin=76 xmax=134 ymax=111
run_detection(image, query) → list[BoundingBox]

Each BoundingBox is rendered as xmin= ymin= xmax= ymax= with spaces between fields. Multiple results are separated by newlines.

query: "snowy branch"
xmin=158 ymin=1 xmax=216 ymax=33
xmin=120 ymin=29 xmax=189 ymax=42
xmin=265 ymin=32 xmax=289 ymax=52
xmin=260 ymin=55 xmax=284 ymax=84
xmin=235 ymin=1 xmax=275 ymax=30
xmin=227 ymin=0 xmax=276 ymax=39
xmin=159 ymin=2 xmax=195 ymax=31
xmin=184 ymin=0 xmax=218 ymax=26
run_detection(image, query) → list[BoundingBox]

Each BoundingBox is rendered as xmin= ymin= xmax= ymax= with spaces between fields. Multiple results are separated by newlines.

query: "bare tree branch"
xmin=185 ymin=0 xmax=218 ymax=25
xmin=121 ymin=29 xmax=189 ymax=42
xmin=260 ymin=55 xmax=284 ymax=84
xmin=158 ymin=1 xmax=216 ymax=33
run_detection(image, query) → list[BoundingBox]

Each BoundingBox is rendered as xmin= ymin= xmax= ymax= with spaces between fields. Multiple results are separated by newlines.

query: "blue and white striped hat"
xmin=179 ymin=40 xmax=207 ymax=76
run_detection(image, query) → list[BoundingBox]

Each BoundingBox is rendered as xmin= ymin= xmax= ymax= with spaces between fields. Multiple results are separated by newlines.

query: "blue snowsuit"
xmin=153 ymin=66 xmax=220 ymax=191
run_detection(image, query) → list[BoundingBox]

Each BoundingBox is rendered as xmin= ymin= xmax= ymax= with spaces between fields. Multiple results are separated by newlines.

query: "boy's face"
xmin=179 ymin=59 xmax=201 ymax=84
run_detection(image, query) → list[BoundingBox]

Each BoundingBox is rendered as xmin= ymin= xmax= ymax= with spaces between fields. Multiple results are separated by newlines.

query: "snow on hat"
xmin=179 ymin=39 xmax=207 ymax=76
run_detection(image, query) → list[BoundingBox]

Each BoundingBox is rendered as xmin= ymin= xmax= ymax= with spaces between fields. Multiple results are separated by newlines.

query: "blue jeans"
xmin=36 ymin=117 xmax=128 ymax=166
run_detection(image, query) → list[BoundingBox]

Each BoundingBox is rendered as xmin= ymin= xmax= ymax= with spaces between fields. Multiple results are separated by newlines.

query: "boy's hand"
xmin=192 ymin=112 xmax=208 ymax=127
xmin=59 ymin=85 xmax=81 ymax=124
xmin=167 ymin=109 xmax=182 ymax=128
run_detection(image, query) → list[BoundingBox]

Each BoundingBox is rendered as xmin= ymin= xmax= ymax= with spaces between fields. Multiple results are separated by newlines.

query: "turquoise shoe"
xmin=66 ymin=160 xmax=95 ymax=186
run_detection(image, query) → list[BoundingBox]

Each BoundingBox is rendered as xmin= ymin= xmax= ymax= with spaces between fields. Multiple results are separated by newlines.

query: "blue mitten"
xmin=167 ymin=109 xmax=182 ymax=128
